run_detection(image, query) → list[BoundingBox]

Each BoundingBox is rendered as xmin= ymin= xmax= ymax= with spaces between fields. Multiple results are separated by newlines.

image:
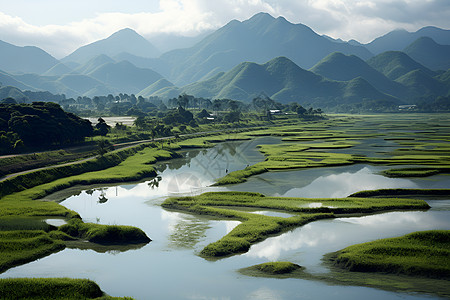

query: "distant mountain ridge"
xmin=404 ymin=37 xmax=450 ymax=70
xmin=310 ymin=52 xmax=408 ymax=99
xmin=0 ymin=40 xmax=59 ymax=74
xmin=155 ymin=13 xmax=374 ymax=85
xmin=147 ymin=56 xmax=398 ymax=106
xmin=62 ymin=28 xmax=161 ymax=65
xmin=87 ymin=60 xmax=163 ymax=94
xmin=0 ymin=55 xmax=164 ymax=98
xmin=365 ymin=26 xmax=450 ymax=54
xmin=367 ymin=51 xmax=436 ymax=80
xmin=0 ymin=12 xmax=449 ymax=110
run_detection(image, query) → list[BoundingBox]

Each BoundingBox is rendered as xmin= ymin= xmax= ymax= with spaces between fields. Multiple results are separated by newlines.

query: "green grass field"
xmin=0 ymin=277 xmax=134 ymax=299
xmin=330 ymin=230 xmax=450 ymax=279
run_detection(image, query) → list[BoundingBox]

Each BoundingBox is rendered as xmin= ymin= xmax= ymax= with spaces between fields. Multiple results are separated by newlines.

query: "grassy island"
xmin=329 ymin=230 xmax=450 ymax=279
xmin=162 ymin=191 xmax=429 ymax=258
xmin=240 ymin=262 xmax=303 ymax=277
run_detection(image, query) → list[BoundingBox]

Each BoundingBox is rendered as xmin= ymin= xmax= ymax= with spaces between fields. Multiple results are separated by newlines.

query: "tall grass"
xmin=0 ymin=230 xmax=65 ymax=273
xmin=0 ymin=217 xmax=51 ymax=231
xmin=59 ymin=219 xmax=151 ymax=245
xmin=0 ymin=277 xmax=103 ymax=299
xmin=0 ymin=143 xmax=150 ymax=199
xmin=349 ymin=188 xmax=450 ymax=198
xmin=331 ymin=230 xmax=450 ymax=279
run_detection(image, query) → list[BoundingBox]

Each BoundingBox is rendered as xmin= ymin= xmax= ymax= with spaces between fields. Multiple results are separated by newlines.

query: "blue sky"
xmin=1 ymin=0 xmax=449 ymax=58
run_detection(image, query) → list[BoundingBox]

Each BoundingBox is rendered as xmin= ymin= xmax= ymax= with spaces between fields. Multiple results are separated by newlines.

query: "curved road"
xmin=0 ymin=128 xmax=243 ymax=182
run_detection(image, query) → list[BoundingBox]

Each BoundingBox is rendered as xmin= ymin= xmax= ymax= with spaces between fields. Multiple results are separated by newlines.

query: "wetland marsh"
xmin=1 ymin=114 xmax=449 ymax=299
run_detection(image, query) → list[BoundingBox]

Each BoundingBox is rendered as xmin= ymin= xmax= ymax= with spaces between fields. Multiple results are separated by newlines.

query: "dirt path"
xmin=0 ymin=136 xmax=174 ymax=182
xmin=0 ymin=130 xmax=225 ymax=182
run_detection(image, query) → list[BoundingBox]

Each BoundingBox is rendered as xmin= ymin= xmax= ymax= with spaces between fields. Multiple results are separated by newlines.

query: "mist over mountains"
xmin=1 ymin=12 xmax=449 ymax=110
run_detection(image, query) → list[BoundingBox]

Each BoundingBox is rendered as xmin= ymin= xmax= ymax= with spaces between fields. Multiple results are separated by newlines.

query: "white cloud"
xmin=0 ymin=0 xmax=449 ymax=58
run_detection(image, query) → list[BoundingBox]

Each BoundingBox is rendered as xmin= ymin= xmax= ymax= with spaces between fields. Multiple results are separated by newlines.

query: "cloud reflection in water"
xmin=282 ymin=167 xmax=417 ymax=198
xmin=245 ymin=211 xmax=450 ymax=262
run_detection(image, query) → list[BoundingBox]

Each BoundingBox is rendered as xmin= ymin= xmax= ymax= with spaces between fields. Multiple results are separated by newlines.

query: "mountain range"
xmin=143 ymin=56 xmax=399 ymax=105
xmin=152 ymin=13 xmax=373 ymax=85
xmin=0 ymin=12 xmax=449 ymax=109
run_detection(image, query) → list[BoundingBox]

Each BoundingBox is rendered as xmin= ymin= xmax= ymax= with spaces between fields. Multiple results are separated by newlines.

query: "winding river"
xmin=1 ymin=138 xmax=449 ymax=299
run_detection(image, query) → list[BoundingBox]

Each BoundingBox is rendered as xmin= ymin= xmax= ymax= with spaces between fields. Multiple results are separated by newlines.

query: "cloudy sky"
xmin=1 ymin=0 xmax=449 ymax=58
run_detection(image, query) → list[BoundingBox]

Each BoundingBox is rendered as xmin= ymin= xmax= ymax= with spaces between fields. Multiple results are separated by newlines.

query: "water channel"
xmin=1 ymin=137 xmax=449 ymax=299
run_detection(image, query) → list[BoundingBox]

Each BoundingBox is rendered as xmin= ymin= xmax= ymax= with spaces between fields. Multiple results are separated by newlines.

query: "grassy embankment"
xmin=381 ymin=166 xmax=450 ymax=177
xmin=0 ymin=149 xmax=98 ymax=178
xmin=162 ymin=191 xmax=429 ymax=258
xmin=350 ymin=188 xmax=450 ymax=198
xmin=241 ymin=262 xmax=304 ymax=277
xmin=0 ymin=277 xmax=131 ymax=299
xmin=0 ymin=143 xmax=183 ymax=273
xmin=329 ymin=230 xmax=450 ymax=279
xmin=214 ymin=114 xmax=450 ymax=185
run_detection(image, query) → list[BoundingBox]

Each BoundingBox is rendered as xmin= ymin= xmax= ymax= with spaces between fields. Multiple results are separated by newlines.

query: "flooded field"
xmin=2 ymin=134 xmax=449 ymax=299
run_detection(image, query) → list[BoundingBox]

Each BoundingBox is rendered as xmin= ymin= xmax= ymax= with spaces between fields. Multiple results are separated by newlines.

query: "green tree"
xmin=97 ymin=139 xmax=113 ymax=156
xmin=95 ymin=118 xmax=110 ymax=136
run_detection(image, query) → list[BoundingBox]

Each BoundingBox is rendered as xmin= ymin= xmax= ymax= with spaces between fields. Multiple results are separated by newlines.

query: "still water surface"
xmin=2 ymin=138 xmax=449 ymax=299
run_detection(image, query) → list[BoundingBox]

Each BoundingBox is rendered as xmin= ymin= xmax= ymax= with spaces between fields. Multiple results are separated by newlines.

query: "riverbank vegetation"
xmin=59 ymin=219 xmax=150 ymax=245
xmin=349 ymin=188 xmax=450 ymax=198
xmin=0 ymin=230 xmax=65 ymax=274
xmin=0 ymin=277 xmax=132 ymax=299
xmin=329 ymin=230 xmax=450 ymax=279
xmin=240 ymin=262 xmax=303 ymax=277
xmin=0 ymin=149 xmax=98 ymax=178
xmin=381 ymin=166 xmax=450 ymax=178
xmin=162 ymin=191 xmax=429 ymax=258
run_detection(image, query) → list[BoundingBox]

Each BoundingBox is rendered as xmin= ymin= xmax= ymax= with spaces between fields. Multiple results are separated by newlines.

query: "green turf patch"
xmin=0 ymin=277 xmax=105 ymax=299
xmin=381 ymin=167 xmax=450 ymax=178
xmin=329 ymin=230 xmax=450 ymax=279
xmin=0 ymin=230 xmax=65 ymax=273
xmin=59 ymin=219 xmax=151 ymax=245
xmin=349 ymin=188 xmax=450 ymax=198
xmin=240 ymin=262 xmax=303 ymax=277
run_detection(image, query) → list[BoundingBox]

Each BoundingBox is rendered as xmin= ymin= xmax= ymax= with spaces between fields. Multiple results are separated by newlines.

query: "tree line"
xmin=0 ymin=92 xmax=324 ymax=154
xmin=0 ymin=102 xmax=93 ymax=154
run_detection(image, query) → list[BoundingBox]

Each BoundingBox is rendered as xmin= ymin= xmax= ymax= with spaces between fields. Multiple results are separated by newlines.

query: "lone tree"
xmin=95 ymin=118 xmax=110 ymax=136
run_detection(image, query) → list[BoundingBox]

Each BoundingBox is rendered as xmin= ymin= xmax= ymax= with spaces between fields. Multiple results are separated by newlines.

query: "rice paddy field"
xmin=1 ymin=113 xmax=449 ymax=299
